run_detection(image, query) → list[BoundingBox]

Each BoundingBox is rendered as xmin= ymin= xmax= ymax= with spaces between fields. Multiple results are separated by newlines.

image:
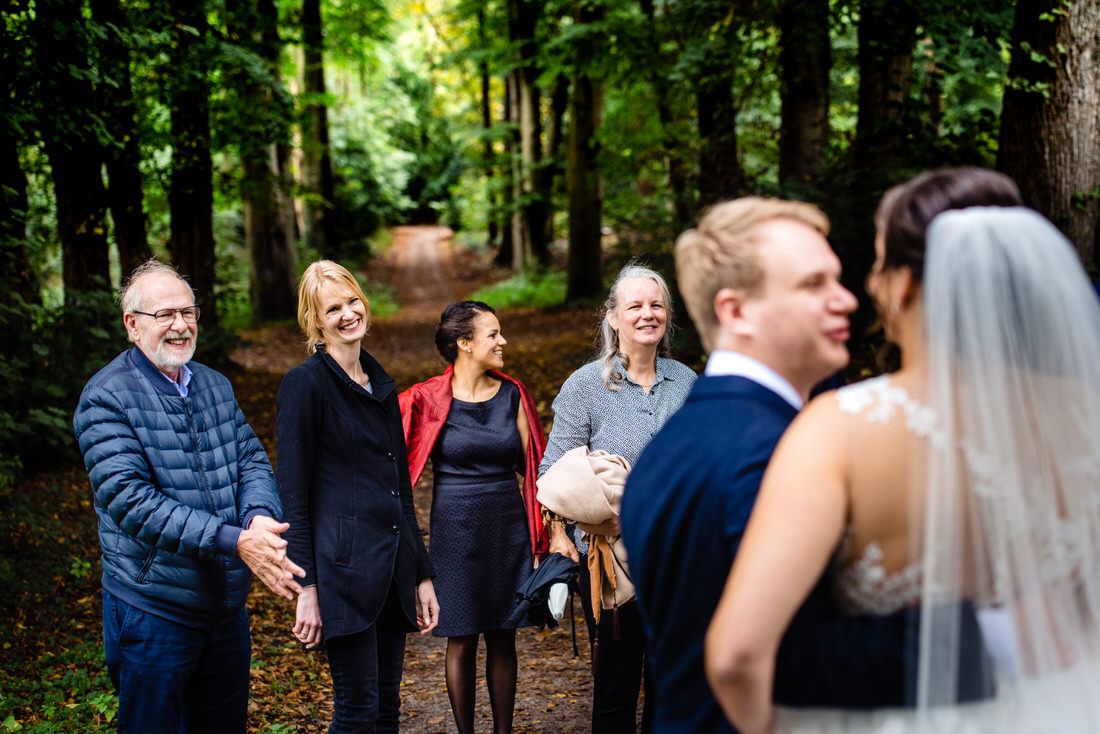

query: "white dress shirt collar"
xmin=703 ymin=350 xmax=802 ymax=410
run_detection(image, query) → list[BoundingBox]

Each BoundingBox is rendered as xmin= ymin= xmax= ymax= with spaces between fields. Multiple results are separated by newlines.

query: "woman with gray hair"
xmin=539 ymin=262 xmax=697 ymax=733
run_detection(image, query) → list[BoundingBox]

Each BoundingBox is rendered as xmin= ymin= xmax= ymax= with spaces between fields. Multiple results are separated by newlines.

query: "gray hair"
xmin=598 ymin=262 xmax=676 ymax=391
xmin=119 ymin=259 xmax=193 ymax=314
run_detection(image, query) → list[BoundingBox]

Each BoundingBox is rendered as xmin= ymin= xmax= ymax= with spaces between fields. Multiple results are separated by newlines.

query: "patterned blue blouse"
xmin=538 ymin=355 xmax=697 ymax=551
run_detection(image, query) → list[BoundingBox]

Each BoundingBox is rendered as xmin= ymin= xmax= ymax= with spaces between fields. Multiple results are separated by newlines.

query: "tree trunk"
xmin=854 ymin=0 xmax=917 ymax=177
xmin=166 ymin=0 xmax=218 ymax=333
xmin=507 ymin=0 xmax=550 ymax=269
xmin=999 ymin=0 xmax=1100 ymax=261
xmin=779 ymin=0 xmax=831 ymax=184
xmin=495 ymin=73 xmax=516 ymax=268
xmin=227 ymin=0 xmax=297 ymax=322
xmin=1 ymin=136 xmax=36 ymax=307
xmin=33 ymin=0 xmax=110 ymax=298
xmin=477 ymin=7 xmax=499 ymax=247
xmin=91 ymin=0 xmax=151 ymax=277
xmin=543 ymin=73 xmax=569 ymax=244
xmin=696 ymin=65 xmax=744 ymax=208
xmin=508 ymin=71 xmax=529 ymax=271
xmin=565 ymin=0 xmax=605 ymax=302
xmin=639 ymin=0 xmax=693 ymax=231
xmin=302 ymin=0 xmax=337 ymax=260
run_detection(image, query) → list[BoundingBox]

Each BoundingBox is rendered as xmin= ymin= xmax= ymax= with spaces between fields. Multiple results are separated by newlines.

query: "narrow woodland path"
xmin=232 ymin=227 xmax=608 ymax=733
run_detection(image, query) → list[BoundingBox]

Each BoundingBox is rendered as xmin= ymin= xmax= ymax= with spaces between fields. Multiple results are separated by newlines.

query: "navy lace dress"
xmin=429 ymin=380 xmax=533 ymax=636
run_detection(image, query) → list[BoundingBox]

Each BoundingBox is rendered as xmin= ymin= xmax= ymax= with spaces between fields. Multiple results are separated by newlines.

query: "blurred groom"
xmin=621 ymin=199 xmax=926 ymax=732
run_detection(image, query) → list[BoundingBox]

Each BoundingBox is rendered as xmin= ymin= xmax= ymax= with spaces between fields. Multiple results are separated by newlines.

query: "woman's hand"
xmin=549 ymin=522 xmax=580 ymax=563
xmin=416 ymin=579 xmax=440 ymax=635
xmin=293 ymin=586 xmax=322 ymax=649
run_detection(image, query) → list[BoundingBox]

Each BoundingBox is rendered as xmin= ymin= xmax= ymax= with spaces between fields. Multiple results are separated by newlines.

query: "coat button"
xmin=392 ymin=524 xmax=400 ymax=534
xmin=391 ymin=489 xmax=399 ymax=497
xmin=386 ymin=452 xmax=395 ymax=461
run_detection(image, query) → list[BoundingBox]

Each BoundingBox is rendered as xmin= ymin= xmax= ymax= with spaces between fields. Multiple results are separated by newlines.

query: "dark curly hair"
xmin=435 ymin=301 xmax=496 ymax=363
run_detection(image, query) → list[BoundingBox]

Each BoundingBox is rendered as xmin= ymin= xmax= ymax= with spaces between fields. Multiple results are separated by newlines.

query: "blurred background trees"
xmin=2 ymin=0 xmax=1099 ymax=485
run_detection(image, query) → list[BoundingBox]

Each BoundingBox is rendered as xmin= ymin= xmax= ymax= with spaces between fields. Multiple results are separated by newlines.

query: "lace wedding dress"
xmin=774 ymin=370 xmax=1100 ymax=733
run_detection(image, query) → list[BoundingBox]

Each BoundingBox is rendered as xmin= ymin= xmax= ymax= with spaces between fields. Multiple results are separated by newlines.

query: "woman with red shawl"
xmin=399 ymin=301 xmax=548 ymax=734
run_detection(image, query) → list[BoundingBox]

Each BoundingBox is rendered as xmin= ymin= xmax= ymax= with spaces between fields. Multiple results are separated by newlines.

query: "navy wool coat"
xmin=276 ymin=347 xmax=435 ymax=642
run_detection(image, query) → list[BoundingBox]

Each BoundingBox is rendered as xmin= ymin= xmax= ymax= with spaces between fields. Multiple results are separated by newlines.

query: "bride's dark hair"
xmin=874 ymin=168 xmax=1022 ymax=284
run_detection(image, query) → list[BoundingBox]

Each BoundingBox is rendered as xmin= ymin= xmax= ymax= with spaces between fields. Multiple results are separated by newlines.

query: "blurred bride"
xmin=704 ymin=168 xmax=1100 ymax=733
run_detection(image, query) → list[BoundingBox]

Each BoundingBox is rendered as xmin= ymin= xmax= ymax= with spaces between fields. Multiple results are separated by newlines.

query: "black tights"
xmin=445 ymin=630 xmax=517 ymax=734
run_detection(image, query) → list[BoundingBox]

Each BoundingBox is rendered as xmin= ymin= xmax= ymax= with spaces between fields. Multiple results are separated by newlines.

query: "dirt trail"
xmin=233 ymin=227 xmax=601 ymax=733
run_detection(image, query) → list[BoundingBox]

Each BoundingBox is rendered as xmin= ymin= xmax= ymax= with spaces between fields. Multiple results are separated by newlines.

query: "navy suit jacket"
xmin=621 ymin=376 xmax=991 ymax=733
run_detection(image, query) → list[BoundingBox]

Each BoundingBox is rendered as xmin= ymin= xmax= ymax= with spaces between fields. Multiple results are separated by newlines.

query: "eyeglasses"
xmin=132 ymin=307 xmax=201 ymax=325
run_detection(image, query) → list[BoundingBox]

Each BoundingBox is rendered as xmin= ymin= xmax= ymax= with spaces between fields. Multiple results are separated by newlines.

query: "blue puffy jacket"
xmin=74 ymin=348 xmax=281 ymax=628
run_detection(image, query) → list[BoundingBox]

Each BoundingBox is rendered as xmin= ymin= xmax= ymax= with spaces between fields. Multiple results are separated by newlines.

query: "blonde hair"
xmin=598 ymin=263 xmax=676 ymax=390
xmin=675 ymin=197 xmax=829 ymax=351
xmin=296 ymin=260 xmax=372 ymax=354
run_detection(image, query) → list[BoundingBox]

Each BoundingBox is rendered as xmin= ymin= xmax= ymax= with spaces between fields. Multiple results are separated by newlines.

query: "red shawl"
xmin=398 ymin=365 xmax=549 ymax=562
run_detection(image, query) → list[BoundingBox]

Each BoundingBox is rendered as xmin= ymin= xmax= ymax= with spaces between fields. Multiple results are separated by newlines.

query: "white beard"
xmin=152 ymin=330 xmax=196 ymax=371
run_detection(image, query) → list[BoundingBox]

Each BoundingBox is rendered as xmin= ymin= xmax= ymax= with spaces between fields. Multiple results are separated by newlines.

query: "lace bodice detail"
xmin=831 ymin=377 xmax=925 ymax=614
xmin=832 ymin=375 xmax=1095 ymax=608
xmin=831 ymin=534 xmax=921 ymax=614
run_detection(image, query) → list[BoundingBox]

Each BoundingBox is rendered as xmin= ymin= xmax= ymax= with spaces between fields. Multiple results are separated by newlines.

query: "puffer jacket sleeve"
xmin=233 ymin=399 xmax=281 ymax=528
xmin=75 ymin=384 xmax=224 ymax=559
xmin=275 ymin=365 xmax=320 ymax=586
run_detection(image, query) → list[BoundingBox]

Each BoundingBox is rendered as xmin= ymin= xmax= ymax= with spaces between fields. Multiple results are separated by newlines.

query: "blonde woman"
xmin=276 ymin=260 xmax=438 ymax=732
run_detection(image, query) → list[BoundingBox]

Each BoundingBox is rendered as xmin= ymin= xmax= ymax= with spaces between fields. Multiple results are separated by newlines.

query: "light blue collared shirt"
xmin=157 ymin=363 xmax=193 ymax=397
xmin=703 ymin=350 xmax=802 ymax=411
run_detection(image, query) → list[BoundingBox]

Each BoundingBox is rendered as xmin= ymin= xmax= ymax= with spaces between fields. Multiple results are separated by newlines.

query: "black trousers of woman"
xmin=323 ymin=585 xmax=408 ymax=734
xmin=578 ymin=556 xmax=654 ymax=734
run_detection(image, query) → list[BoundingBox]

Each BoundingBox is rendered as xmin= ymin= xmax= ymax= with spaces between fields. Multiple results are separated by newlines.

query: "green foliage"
xmin=387 ymin=65 xmax=468 ymax=226
xmin=0 ymin=285 xmax=125 ymax=487
xmin=470 ymin=268 xmax=567 ymax=310
xmin=0 ymin=465 xmax=113 ymax=733
xmin=0 ymin=642 xmax=117 ymax=733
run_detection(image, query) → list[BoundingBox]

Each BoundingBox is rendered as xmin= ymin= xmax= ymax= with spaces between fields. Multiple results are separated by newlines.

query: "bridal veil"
xmin=916 ymin=206 xmax=1100 ymax=729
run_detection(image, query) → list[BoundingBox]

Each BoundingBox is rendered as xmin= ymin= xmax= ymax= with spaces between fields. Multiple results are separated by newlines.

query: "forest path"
xmin=231 ymin=225 xmax=602 ymax=732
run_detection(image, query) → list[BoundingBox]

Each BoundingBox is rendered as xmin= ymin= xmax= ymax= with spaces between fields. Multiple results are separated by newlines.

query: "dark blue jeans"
xmin=101 ymin=590 xmax=251 ymax=734
xmin=324 ymin=588 xmax=409 ymax=733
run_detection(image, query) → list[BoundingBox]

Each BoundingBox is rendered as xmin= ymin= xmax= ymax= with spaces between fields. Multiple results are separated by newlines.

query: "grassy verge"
xmin=470 ymin=268 xmax=567 ymax=310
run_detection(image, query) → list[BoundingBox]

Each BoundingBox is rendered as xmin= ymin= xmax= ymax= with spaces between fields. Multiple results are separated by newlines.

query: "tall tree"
xmin=853 ymin=0 xmax=919 ymax=177
xmin=32 ymin=0 xmax=110 ymax=298
xmin=0 ymin=1 xmax=36 ymax=309
xmin=91 ymin=0 xmax=152 ymax=277
xmin=226 ymin=0 xmax=297 ymax=321
xmin=165 ymin=0 xmax=218 ymax=332
xmin=999 ymin=0 xmax=1100 ymax=261
xmin=506 ymin=0 xmax=551 ymax=269
xmin=565 ymin=0 xmax=605 ymax=302
xmin=1 ymin=139 xmax=35 ymax=310
xmin=639 ymin=0 xmax=693 ymax=231
xmin=302 ymin=0 xmax=336 ymax=260
xmin=778 ymin=0 xmax=831 ymax=184
xmin=477 ymin=6 xmax=499 ymax=247
xmin=495 ymin=71 xmax=517 ymax=267
xmin=694 ymin=5 xmax=746 ymax=208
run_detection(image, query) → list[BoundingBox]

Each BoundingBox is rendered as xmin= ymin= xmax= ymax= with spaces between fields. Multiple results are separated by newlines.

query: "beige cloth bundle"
xmin=537 ymin=446 xmax=634 ymax=621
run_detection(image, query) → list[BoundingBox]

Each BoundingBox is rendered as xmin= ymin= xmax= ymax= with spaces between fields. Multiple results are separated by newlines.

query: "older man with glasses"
xmin=73 ymin=258 xmax=306 ymax=733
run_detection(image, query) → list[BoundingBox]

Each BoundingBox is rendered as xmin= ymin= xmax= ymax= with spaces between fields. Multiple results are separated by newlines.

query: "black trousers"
xmin=578 ymin=556 xmax=654 ymax=734
xmin=324 ymin=585 xmax=408 ymax=734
